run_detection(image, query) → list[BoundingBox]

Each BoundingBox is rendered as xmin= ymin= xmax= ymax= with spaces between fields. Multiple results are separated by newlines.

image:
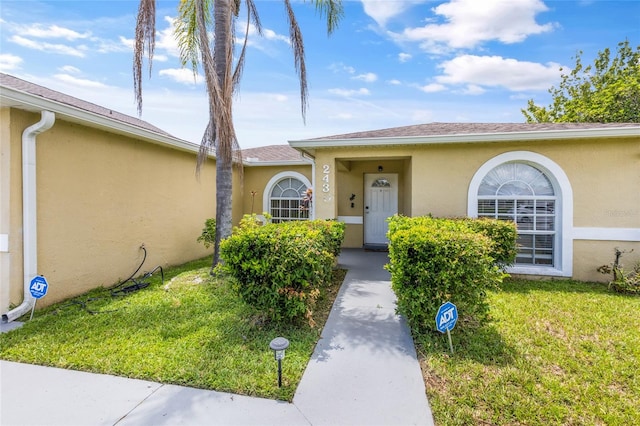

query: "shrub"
xmin=598 ymin=248 xmax=640 ymax=294
xmin=386 ymin=215 xmax=510 ymax=335
xmin=220 ymin=220 xmax=345 ymax=324
xmin=460 ymin=217 xmax=518 ymax=268
xmin=196 ymin=218 xmax=216 ymax=249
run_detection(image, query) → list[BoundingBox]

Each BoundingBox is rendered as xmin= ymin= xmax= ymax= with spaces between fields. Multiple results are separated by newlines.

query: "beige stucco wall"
xmin=3 ymin=109 xmax=217 ymax=310
xmin=240 ymin=165 xmax=311 ymax=218
xmin=0 ymin=108 xmax=12 ymax=308
xmin=309 ymin=135 xmax=639 ymax=281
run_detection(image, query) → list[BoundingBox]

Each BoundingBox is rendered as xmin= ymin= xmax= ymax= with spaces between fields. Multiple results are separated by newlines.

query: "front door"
xmin=364 ymin=173 xmax=398 ymax=246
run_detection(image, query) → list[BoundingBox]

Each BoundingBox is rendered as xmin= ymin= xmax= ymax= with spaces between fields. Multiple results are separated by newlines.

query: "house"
xmin=244 ymin=123 xmax=639 ymax=283
xmin=2 ymin=74 xmax=638 ymax=323
xmin=1 ymin=73 xmax=217 ymax=321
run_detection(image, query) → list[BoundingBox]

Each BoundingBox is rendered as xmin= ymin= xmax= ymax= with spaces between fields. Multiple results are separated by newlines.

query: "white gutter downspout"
xmin=300 ymin=151 xmax=316 ymax=219
xmin=2 ymin=111 xmax=55 ymax=323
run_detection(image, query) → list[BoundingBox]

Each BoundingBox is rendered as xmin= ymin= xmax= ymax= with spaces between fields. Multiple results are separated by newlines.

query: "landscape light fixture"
xmin=269 ymin=337 xmax=290 ymax=387
xmin=378 ymin=165 xmax=383 ymax=172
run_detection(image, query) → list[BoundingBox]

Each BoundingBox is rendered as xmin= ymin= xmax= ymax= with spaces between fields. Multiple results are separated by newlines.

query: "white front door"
xmin=364 ymin=173 xmax=398 ymax=246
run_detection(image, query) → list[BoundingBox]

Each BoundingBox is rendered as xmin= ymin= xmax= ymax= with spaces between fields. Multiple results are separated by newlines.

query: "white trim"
xmin=573 ymin=227 xmax=640 ymax=241
xmin=0 ymin=85 xmax=206 ymax=157
xmin=263 ymin=171 xmax=313 ymax=219
xmin=289 ymin=126 xmax=639 ymax=149
xmin=468 ymin=151 xmax=574 ymax=277
xmin=243 ymin=160 xmax=309 ymax=167
xmin=0 ymin=234 xmax=8 ymax=252
xmin=337 ymin=216 xmax=363 ymax=224
xmin=507 ymin=265 xmax=566 ymax=277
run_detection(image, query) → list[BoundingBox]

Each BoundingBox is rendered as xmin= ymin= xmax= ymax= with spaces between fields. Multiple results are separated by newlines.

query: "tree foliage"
xmin=522 ymin=40 xmax=640 ymax=123
xmin=133 ymin=0 xmax=343 ymax=270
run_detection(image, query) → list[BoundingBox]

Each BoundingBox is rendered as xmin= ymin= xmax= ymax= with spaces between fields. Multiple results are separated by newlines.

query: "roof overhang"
xmin=0 ymin=84 xmax=211 ymax=158
xmin=288 ymin=126 xmax=640 ymax=156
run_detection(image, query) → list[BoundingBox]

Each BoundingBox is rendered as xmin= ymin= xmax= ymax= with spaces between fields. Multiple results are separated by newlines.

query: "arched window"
xmin=263 ymin=172 xmax=312 ymax=223
xmin=468 ymin=151 xmax=574 ymax=277
xmin=477 ymin=162 xmax=556 ymax=266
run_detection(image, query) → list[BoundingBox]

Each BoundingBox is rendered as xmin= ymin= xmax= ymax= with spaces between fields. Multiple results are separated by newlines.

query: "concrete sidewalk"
xmin=0 ymin=249 xmax=433 ymax=426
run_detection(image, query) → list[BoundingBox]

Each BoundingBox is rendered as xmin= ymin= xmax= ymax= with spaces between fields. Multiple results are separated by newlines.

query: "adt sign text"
xmin=435 ymin=301 xmax=458 ymax=333
xmin=29 ymin=276 xmax=49 ymax=299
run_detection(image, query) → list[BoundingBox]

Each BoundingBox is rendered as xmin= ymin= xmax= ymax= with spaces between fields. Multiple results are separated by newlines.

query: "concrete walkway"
xmin=0 ymin=249 xmax=433 ymax=426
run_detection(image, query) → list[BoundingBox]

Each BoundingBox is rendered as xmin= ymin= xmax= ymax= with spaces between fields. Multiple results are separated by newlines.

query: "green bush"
xmin=598 ymin=248 xmax=640 ymax=295
xmin=460 ymin=217 xmax=518 ymax=268
xmin=196 ymin=218 xmax=216 ymax=249
xmin=220 ymin=220 xmax=345 ymax=324
xmin=386 ymin=215 xmax=510 ymax=335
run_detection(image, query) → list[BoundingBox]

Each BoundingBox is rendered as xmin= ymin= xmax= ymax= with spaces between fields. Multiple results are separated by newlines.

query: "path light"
xmin=269 ymin=337 xmax=289 ymax=387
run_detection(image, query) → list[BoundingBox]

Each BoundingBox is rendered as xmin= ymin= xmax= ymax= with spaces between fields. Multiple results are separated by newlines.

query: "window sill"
xmin=507 ymin=265 xmax=568 ymax=277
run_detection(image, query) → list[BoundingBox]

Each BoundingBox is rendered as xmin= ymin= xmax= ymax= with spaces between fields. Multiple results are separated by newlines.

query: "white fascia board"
xmin=1 ymin=86 xmax=212 ymax=158
xmin=289 ymin=127 xmax=640 ymax=149
xmin=243 ymin=160 xmax=310 ymax=167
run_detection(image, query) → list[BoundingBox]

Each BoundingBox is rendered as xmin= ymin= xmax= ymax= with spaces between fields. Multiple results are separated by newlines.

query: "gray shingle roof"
xmin=241 ymin=144 xmax=304 ymax=162
xmin=307 ymin=122 xmax=640 ymax=141
xmin=0 ymin=73 xmax=174 ymax=138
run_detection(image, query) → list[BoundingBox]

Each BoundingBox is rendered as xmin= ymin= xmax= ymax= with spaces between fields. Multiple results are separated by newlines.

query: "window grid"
xmin=270 ymin=178 xmax=309 ymax=223
xmin=477 ymin=163 xmax=557 ymax=267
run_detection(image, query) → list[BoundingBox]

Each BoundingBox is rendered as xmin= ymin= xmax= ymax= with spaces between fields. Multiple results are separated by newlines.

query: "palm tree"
xmin=133 ymin=0 xmax=343 ymax=270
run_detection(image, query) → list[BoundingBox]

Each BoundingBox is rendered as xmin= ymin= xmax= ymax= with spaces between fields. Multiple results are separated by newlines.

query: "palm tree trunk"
xmin=211 ymin=0 xmax=234 ymax=268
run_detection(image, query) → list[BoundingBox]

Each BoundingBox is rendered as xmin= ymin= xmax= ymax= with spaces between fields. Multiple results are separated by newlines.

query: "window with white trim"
xmin=477 ymin=162 xmax=557 ymax=266
xmin=269 ymin=177 xmax=310 ymax=223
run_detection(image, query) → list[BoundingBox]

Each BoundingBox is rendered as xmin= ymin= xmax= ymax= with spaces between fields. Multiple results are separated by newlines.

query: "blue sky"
xmin=1 ymin=0 xmax=638 ymax=148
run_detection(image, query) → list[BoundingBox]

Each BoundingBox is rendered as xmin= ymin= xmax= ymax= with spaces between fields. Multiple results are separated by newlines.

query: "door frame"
xmin=364 ymin=173 xmax=398 ymax=247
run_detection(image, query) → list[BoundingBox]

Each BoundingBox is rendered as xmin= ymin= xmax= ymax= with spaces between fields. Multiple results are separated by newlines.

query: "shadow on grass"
xmin=416 ymin=320 xmax=517 ymax=366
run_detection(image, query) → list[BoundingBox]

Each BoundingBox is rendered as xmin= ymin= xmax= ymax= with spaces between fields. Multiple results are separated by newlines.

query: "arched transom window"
xmin=269 ymin=177 xmax=310 ymax=223
xmin=477 ymin=162 xmax=556 ymax=266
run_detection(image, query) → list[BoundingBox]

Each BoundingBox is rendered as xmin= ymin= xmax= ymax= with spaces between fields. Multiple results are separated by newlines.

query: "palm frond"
xmin=313 ymin=0 xmax=344 ymax=34
xmin=133 ymin=0 xmax=157 ymax=115
xmin=285 ymin=0 xmax=308 ymax=123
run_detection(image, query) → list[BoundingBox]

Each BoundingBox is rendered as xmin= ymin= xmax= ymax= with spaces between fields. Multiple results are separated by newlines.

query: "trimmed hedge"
xmin=220 ymin=219 xmax=345 ymax=324
xmin=387 ymin=215 xmax=516 ymax=335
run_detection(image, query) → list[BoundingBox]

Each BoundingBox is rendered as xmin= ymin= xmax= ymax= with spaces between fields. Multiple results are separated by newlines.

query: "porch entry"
xmin=364 ymin=173 xmax=398 ymax=246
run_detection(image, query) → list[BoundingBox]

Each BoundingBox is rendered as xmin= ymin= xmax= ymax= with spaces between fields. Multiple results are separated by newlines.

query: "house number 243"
xmin=322 ymin=164 xmax=330 ymax=193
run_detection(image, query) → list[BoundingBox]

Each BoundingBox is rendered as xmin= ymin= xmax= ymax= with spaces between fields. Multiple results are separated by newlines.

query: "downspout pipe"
xmin=2 ymin=110 xmax=55 ymax=323
xmin=300 ymin=151 xmax=316 ymax=219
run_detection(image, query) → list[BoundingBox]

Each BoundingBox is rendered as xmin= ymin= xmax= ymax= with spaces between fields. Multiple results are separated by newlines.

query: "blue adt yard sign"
xmin=29 ymin=276 xmax=49 ymax=299
xmin=436 ymin=301 xmax=458 ymax=333
xmin=436 ymin=301 xmax=458 ymax=354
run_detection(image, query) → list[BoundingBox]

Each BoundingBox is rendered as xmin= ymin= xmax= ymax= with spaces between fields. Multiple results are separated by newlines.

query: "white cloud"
xmin=9 ymin=35 xmax=86 ymax=57
xmin=329 ymin=63 xmax=356 ymax=74
xmin=329 ymin=113 xmax=354 ymax=120
xmin=155 ymin=16 xmax=181 ymax=58
xmin=352 ymin=72 xmax=378 ymax=83
xmin=53 ymin=74 xmax=108 ymax=88
xmin=410 ymin=109 xmax=434 ymax=122
xmin=461 ymin=84 xmax=485 ymax=95
xmin=393 ymin=0 xmax=556 ymax=53
xmin=159 ymin=68 xmax=203 ymax=85
xmin=419 ymin=83 xmax=447 ymax=93
xmin=361 ymin=0 xmax=429 ymax=27
xmin=19 ymin=24 xmax=90 ymax=41
xmin=387 ymin=79 xmax=402 ymax=85
xmin=271 ymin=94 xmax=288 ymax=102
xmin=58 ymin=65 xmax=81 ymax=74
xmin=0 ymin=53 xmax=23 ymax=71
xmin=328 ymin=88 xmax=371 ymax=97
xmin=398 ymin=53 xmax=412 ymax=63
xmin=235 ymin=22 xmax=290 ymax=55
xmin=435 ymin=55 xmax=564 ymax=91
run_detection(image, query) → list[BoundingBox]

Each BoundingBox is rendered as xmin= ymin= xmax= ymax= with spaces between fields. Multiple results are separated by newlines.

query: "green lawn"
xmin=0 ymin=258 xmax=345 ymax=402
xmin=419 ymin=278 xmax=640 ymax=425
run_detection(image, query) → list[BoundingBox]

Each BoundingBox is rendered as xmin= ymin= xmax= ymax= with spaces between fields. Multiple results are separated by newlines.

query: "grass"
xmin=418 ymin=277 xmax=640 ymax=425
xmin=0 ymin=257 xmax=346 ymax=402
